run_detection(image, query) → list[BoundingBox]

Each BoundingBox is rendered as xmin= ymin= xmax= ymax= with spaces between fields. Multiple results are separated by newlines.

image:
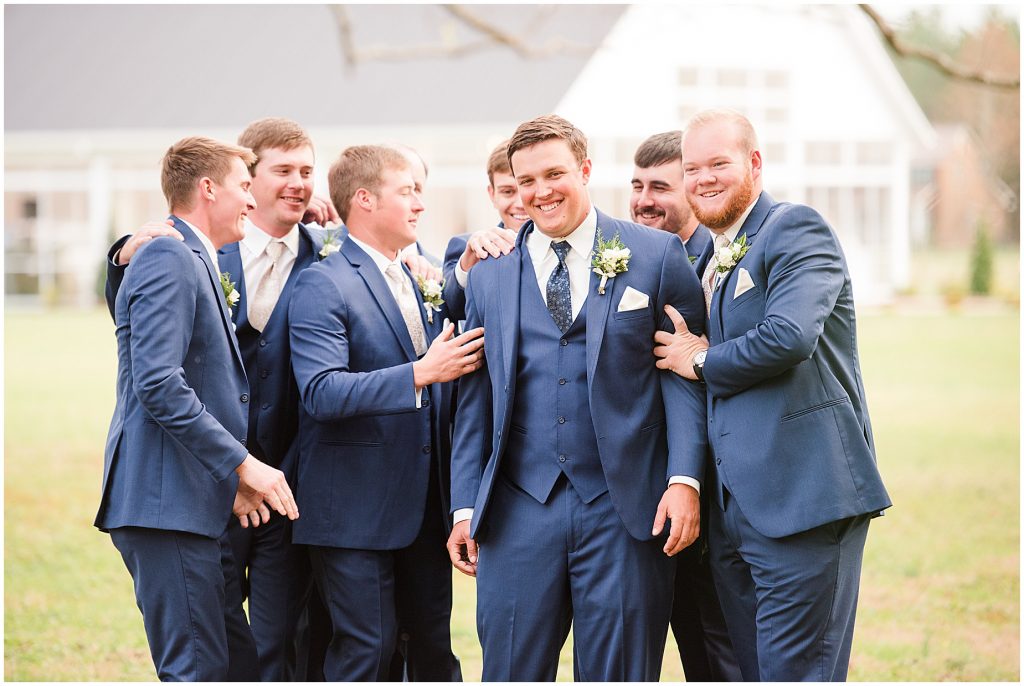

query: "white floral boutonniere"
xmin=417 ymin=275 xmax=445 ymax=324
xmin=219 ymin=271 xmax=240 ymax=312
xmin=318 ymin=228 xmax=341 ymax=260
xmin=590 ymin=229 xmax=630 ymax=295
xmin=714 ymin=234 xmax=750 ymax=275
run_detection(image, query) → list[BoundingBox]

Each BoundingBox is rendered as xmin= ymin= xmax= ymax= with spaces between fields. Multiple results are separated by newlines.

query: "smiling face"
xmin=630 ymin=160 xmax=694 ymax=237
xmin=208 ymin=156 xmax=257 ymax=248
xmin=249 ymin=144 xmax=314 ymax=236
xmin=511 ymin=138 xmax=592 ymax=239
xmin=682 ymin=120 xmax=761 ymax=231
xmin=487 ymin=170 xmax=528 ymax=230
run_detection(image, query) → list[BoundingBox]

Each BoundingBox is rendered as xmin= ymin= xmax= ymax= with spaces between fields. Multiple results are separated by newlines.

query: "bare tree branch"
xmin=326 ymin=3 xmax=593 ymax=67
xmin=859 ymin=4 xmax=1019 ymax=89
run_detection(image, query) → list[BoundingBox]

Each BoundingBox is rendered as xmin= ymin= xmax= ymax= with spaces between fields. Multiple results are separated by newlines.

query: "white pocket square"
xmin=617 ymin=286 xmax=650 ymax=312
xmin=734 ymin=268 xmax=756 ymax=299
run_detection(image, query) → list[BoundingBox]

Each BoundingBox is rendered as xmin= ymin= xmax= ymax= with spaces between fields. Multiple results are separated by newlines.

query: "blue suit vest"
xmin=501 ymin=250 xmax=607 ymax=505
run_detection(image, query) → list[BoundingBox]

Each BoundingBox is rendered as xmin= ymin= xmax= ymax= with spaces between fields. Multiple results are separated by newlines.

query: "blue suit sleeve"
xmin=126 ymin=239 xmax=248 ymax=482
xmin=704 ymin=205 xmax=844 ymax=399
xmin=657 ymin=237 xmax=708 ymax=483
xmin=441 ymin=235 xmax=468 ymax=323
xmin=449 ymin=271 xmax=492 ymax=511
xmin=104 ymin=235 xmax=130 ymax=322
xmin=288 ymin=266 xmax=418 ymax=421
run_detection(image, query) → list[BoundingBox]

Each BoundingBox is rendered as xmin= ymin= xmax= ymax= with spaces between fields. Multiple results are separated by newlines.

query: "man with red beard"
xmin=631 ymin=131 xmax=741 ymax=682
xmin=653 ymin=109 xmax=891 ymax=681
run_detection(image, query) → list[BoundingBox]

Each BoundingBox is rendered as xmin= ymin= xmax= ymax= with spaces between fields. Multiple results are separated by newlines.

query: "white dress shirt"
xmin=239 ymin=219 xmax=300 ymax=320
xmin=181 ymin=219 xmax=222 ymax=276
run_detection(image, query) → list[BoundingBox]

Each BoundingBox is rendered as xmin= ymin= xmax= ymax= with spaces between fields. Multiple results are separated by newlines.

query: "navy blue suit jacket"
xmin=700 ymin=192 xmax=891 ymax=538
xmin=451 ymin=210 xmax=708 ymax=541
xmin=96 ymin=218 xmax=249 ymax=538
xmin=686 ymin=224 xmax=714 ymax=276
xmin=289 ymin=237 xmax=453 ymax=550
xmin=441 ymin=232 xmax=471 ymax=323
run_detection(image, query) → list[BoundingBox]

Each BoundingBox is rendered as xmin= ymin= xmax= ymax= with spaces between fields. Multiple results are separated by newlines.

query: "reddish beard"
xmin=690 ymin=172 xmax=754 ymax=230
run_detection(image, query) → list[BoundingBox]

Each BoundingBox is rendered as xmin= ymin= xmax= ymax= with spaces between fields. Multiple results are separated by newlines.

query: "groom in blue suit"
xmin=289 ymin=145 xmax=484 ymax=681
xmin=446 ymin=115 xmax=708 ymax=681
xmin=95 ymin=137 xmax=298 ymax=681
xmin=655 ymin=109 xmax=892 ymax=681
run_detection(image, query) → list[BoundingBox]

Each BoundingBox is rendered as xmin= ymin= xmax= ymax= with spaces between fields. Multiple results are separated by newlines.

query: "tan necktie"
xmin=385 ymin=263 xmax=428 ymax=357
xmin=702 ymin=233 xmax=731 ymax=314
xmin=249 ymin=240 xmax=287 ymax=332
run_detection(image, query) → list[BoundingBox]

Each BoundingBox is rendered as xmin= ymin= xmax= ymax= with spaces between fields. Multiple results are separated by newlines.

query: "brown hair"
xmin=237 ymin=117 xmax=313 ymax=175
xmin=507 ymin=115 xmax=588 ymax=173
xmin=327 ymin=145 xmax=408 ymax=223
xmin=634 ymin=130 xmax=682 ymax=169
xmin=682 ymin=109 xmax=759 ymax=156
xmin=160 ymin=136 xmax=256 ymax=212
xmin=486 ymin=139 xmax=512 ymax=186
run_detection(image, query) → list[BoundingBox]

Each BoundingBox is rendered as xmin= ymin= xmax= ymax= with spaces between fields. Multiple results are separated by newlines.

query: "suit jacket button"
xmin=559 ymin=454 xmax=567 ymax=463
xmin=241 ymin=438 xmax=247 ymax=446
xmin=240 ymin=394 xmax=249 ymax=403
xmin=560 ymin=339 xmax=568 ymax=346
xmin=557 ymin=416 xmax=566 ymax=424
xmin=422 ymin=445 xmax=431 ymax=454
xmin=259 ymin=339 xmax=268 ymax=348
xmin=715 ymin=458 xmax=722 ymax=465
xmin=422 ymin=397 xmax=430 ymax=407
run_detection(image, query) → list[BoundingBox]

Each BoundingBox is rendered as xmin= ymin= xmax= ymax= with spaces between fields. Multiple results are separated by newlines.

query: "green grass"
xmin=5 ymin=306 xmax=1019 ymax=681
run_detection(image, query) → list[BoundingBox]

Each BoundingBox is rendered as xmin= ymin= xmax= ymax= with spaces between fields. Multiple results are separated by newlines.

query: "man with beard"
xmin=631 ymin=131 xmax=741 ymax=682
xmin=631 ymin=130 xmax=713 ymax=267
xmin=653 ymin=109 xmax=891 ymax=681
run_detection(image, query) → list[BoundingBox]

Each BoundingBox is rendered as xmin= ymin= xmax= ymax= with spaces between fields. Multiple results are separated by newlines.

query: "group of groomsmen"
xmin=96 ymin=109 xmax=891 ymax=682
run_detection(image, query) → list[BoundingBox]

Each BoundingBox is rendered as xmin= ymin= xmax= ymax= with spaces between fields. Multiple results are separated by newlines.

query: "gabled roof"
xmin=5 ymin=4 xmax=625 ymax=131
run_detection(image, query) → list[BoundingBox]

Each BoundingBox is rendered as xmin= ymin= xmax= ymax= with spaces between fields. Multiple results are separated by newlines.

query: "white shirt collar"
xmin=347 ymin=233 xmax=403 ymax=276
xmin=180 ymin=218 xmax=221 ymax=272
xmin=721 ymin=195 xmax=760 ymax=243
xmin=526 ymin=205 xmax=597 ymax=264
xmin=240 ymin=218 xmax=300 ymax=258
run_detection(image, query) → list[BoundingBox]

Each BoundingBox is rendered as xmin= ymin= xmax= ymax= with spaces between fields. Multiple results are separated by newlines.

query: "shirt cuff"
xmin=453 ymin=508 xmax=474 ymax=525
xmin=454 ymin=260 xmax=469 ymax=289
xmin=668 ymin=475 xmax=701 ymax=496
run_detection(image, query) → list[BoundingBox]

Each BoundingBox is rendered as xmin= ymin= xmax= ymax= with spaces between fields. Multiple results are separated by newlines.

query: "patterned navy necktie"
xmin=547 ymin=241 xmax=572 ymax=333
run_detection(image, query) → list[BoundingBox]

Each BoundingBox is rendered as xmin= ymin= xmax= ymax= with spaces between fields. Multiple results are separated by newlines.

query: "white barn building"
xmin=5 ymin=4 xmax=934 ymax=307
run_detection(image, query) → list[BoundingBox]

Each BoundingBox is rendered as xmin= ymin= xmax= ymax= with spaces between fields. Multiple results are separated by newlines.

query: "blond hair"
xmin=160 ymin=136 xmax=256 ymax=212
xmin=682 ymin=109 xmax=759 ymax=156
xmin=328 ymin=145 xmax=409 ymax=223
xmin=486 ymin=139 xmax=512 ymax=186
xmin=237 ymin=117 xmax=313 ymax=175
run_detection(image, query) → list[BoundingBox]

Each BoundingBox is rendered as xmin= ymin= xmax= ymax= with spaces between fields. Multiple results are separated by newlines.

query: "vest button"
xmin=560 ymin=339 xmax=568 ymax=346
xmin=422 ymin=445 xmax=431 ymax=454
xmin=259 ymin=339 xmax=268 ymax=348
xmin=240 ymin=394 xmax=249 ymax=403
xmin=557 ymin=416 xmax=566 ymax=424
xmin=261 ymin=402 xmax=270 ymax=410
xmin=558 ymin=454 xmax=567 ymax=463
xmin=422 ymin=397 xmax=430 ymax=407
xmin=259 ymin=369 xmax=269 ymax=379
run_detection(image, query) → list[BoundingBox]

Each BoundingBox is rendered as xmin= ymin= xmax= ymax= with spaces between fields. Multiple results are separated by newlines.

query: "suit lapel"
xmin=344 ymin=239 xmax=419 ymax=361
xmin=500 ymin=224 xmax=527 ymax=387
xmin=172 ymin=216 xmax=245 ymax=370
xmin=586 ymin=212 xmax=615 ymax=390
xmin=218 ymin=241 xmax=247 ymax=328
xmin=710 ymin=192 xmax=775 ymax=332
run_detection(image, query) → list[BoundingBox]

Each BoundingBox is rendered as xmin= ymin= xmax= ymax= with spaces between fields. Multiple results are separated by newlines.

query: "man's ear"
xmin=579 ymin=158 xmax=593 ymax=185
xmin=198 ymin=176 xmax=216 ymax=202
xmin=353 ymin=188 xmax=375 ymax=213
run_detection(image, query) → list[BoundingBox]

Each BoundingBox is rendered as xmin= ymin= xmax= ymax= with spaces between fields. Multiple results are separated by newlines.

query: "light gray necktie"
xmin=702 ymin=233 xmax=731 ymax=314
xmin=249 ymin=240 xmax=287 ymax=332
xmin=385 ymin=263 xmax=428 ymax=357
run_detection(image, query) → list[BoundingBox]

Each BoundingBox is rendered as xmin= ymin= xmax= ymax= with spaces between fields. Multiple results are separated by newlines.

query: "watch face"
xmin=695 ymin=350 xmax=707 ymax=365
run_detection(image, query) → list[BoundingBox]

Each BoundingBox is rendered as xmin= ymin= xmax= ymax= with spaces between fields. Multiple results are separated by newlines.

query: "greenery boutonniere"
xmin=219 ymin=271 xmax=240 ymax=312
xmin=590 ymin=229 xmax=631 ymax=295
xmin=417 ymin=276 xmax=445 ymax=324
xmin=318 ymin=228 xmax=341 ymax=259
xmin=714 ymin=234 xmax=750 ymax=275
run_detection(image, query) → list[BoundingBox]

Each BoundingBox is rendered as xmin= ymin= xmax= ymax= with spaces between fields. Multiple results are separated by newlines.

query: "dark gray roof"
xmin=5 ymin=4 xmax=625 ymax=131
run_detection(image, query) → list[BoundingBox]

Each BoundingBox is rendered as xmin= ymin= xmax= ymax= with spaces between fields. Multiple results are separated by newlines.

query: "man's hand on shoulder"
xmin=653 ymin=482 xmax=700 ymax=556
xmin=115 ymin=219 xmax=183 ymax=265
xmin=302 ymin=194 xmax=340 ymax=227
xmin=402 ymin=253 xmax=443 ymax=283
xmin=459 ymin=226 xmax=517 ymax=272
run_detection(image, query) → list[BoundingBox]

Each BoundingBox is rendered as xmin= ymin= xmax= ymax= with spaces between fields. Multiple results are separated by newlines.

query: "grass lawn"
xmin=5 ymin=305 xmax=1019 ymax=681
